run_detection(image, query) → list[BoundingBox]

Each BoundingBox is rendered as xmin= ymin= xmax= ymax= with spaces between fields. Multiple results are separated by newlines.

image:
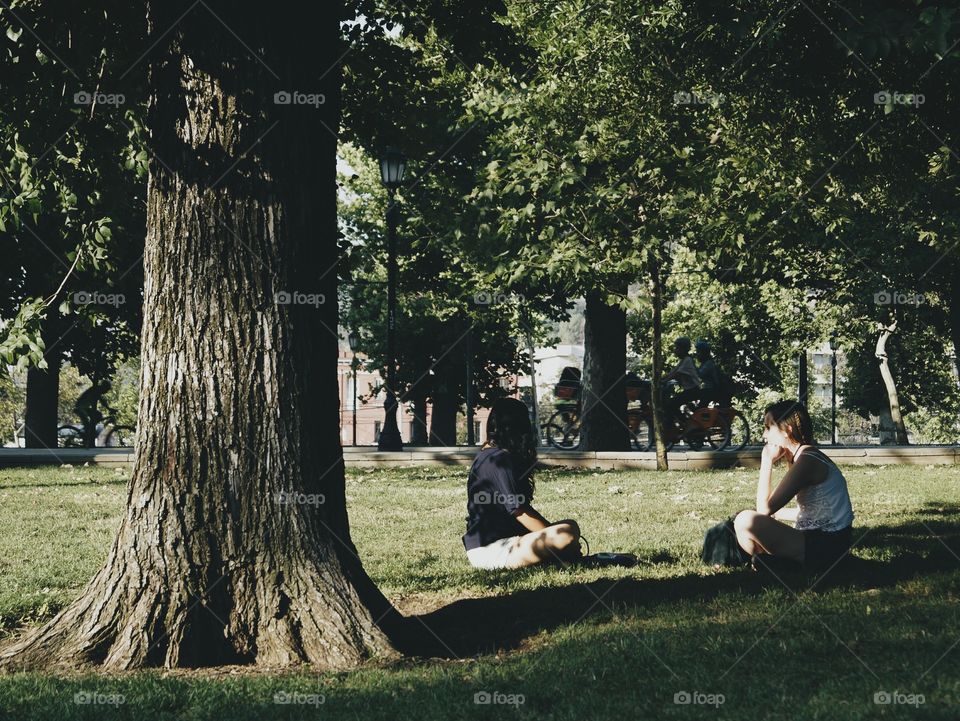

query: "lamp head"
xmin=379 ymin=147 xmax=407 ymax=189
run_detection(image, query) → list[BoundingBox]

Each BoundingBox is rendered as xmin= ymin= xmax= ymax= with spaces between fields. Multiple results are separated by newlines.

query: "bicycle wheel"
xmin=546 ymin=410 xmax=580 ymax=449
xmin=105 ymin=425 xmax=137 ymax=447
xmin=685 ymin=428 xmax=706 ymax=450
xmin=57 ymin=425 xmax=84 ymax=448
xmin=630 ymin=416 xmax=654 ymax=451
xmin=705 ymin=422 xmax=731 ymax=450
xmin=543 ymin=423 xmax=563 ymax=448
xmin=558 ymin=420 xmax=581 ymax=449
xmin=547 ymin=409 xmax=567 ymax=428
xmin=726 ymin=411 xmax=750 ymax=451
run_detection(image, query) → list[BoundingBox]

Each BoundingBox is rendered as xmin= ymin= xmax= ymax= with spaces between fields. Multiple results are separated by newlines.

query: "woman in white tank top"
xmin=734 ymin=400 xmax=854 ymax=571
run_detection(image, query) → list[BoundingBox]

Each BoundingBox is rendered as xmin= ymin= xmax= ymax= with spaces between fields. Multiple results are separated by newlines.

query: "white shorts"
xmin=466 ymin=536 xmax=523 ymax=570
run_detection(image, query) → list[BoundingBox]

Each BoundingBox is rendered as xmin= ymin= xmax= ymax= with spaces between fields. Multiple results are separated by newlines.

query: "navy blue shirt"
xmin=462 ymin=447 xmax=531 ymax=551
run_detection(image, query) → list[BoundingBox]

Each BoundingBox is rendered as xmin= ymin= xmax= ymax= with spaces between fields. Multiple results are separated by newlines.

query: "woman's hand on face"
xmin=763 ymin=443 xmax=787 ymax=464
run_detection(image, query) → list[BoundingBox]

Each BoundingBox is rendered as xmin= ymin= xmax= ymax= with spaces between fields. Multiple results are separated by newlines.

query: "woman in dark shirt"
xmin=463 ymin=398 xmax=582 ymax=569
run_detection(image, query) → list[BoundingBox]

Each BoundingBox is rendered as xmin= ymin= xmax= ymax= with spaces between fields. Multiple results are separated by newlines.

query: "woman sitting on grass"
xmin=734 ymin=400 xmax=855 ymax=571
xmin=462 ymin=397 xmax=582 ymax=570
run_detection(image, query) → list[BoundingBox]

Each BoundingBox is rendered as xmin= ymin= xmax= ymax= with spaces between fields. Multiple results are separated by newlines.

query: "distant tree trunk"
xmin=409 ymin=388 xmax=429 ymax=446
xmin=23 ymin=314 xmax=62 ymax=449
xmin=875 ymin=321 xmax=909 ymax=445
xmin=429 ymin=365 xmax=459 ymax=446
xmin=649 ymin=253 xmax=668 ymax=470
xmin=0 ymin=1 xmax=401 ymax=671
xmin=523 ymin=320 xmax=540 ymax=443
xmin=949 ymin=271 xmax=960 ymax=382
xmin=24 ymin=361 xmax=60 ymax=449
xmin=578 ymin=285 xmax=629 ymax=451
xmin=75 ymin=380 xmax=111 ymax=448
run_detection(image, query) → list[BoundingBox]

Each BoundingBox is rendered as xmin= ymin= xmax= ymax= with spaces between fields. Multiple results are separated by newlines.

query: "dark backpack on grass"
xmin=701 ymin=516 xmax=750 ymax=567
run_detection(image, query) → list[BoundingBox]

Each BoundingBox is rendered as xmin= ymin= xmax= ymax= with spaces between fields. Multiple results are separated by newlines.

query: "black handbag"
xmin=701 ymin=516 xmax=750 ymax=567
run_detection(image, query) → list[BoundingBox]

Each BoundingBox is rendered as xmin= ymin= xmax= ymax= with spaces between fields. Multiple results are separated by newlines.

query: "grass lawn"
xmin=0 ymin=461 xmax=958 ymax=720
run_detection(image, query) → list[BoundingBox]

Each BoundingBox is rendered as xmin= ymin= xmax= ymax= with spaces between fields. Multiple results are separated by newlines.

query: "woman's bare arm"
xmin=514 ymin=505 xmax=550 ymax=533
xmin=773 ymin=506 xmax=799 ymax=522
xmin=756 ymin=446 xmax=777 ymax=513
xmin=763 ymin=453 xmax=829 ymax=516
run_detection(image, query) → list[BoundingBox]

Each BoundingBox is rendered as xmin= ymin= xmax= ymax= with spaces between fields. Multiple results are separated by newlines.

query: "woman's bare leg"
xmin=505 ymin=520 xmax=581 ymax=568
xmin=773 ymin=506 xmax=799 ymax=523
xmin=734 ymin=510 xmax=805 ymax=562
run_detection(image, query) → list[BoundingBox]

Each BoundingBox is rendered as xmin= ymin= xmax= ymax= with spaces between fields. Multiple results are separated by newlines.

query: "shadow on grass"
xmin=399 ymin=505 xmax=960 ymax=659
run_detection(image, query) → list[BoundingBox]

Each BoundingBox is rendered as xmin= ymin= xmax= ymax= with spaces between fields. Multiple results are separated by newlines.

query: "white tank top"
xmin=793 ymin=446 xmax=854 ymax=532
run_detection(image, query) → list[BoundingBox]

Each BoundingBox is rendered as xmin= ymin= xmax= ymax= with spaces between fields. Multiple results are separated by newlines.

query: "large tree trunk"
xmin=875 ymin=321 xmax=909 ymax=445
xmin=1 ymin=1 xmax=401 ymax=671
xmin=578 ymin=286 xmax=629 ymax=451
xmin=23 ymin=314 xmax=62 ymax=449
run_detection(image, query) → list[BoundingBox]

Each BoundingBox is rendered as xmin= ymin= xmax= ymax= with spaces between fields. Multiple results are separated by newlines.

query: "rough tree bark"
xmin=875 ymin=320 xmax=909 ymax=445
xmin=1 ymin=1 xmax=402 ymax=671
xmin=578 ymin=285 xmax=629 ymax=452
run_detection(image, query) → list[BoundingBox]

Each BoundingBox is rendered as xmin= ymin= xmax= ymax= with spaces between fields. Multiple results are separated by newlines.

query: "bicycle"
xmin=542 ymin=389 xmax=581 ymax=450
xmin=654 ymin=402 xmax=750 ymax=451
xmin=58 ymin=418 xmax=137 ymax=448
xmin=542 ymin=381 xmax=749 ymax=452
xmin=542 ymin=378 xmax=653 ymax=451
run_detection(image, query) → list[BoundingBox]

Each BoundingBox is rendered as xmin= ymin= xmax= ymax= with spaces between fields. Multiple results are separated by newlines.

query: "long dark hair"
xmin=763 ymin=400 xmax=815 ymax=463
xmin=483 ymin=397 xmax=537 ymax=498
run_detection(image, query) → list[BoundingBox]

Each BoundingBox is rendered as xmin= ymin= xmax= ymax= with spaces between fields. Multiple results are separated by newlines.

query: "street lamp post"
xmin=377 ymin=147 xmax=406 ymax=452
xmin=348 ymin=330 xmax=360 ymax=447
xmin=829 ymin=334 xmax=838 ymax=445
